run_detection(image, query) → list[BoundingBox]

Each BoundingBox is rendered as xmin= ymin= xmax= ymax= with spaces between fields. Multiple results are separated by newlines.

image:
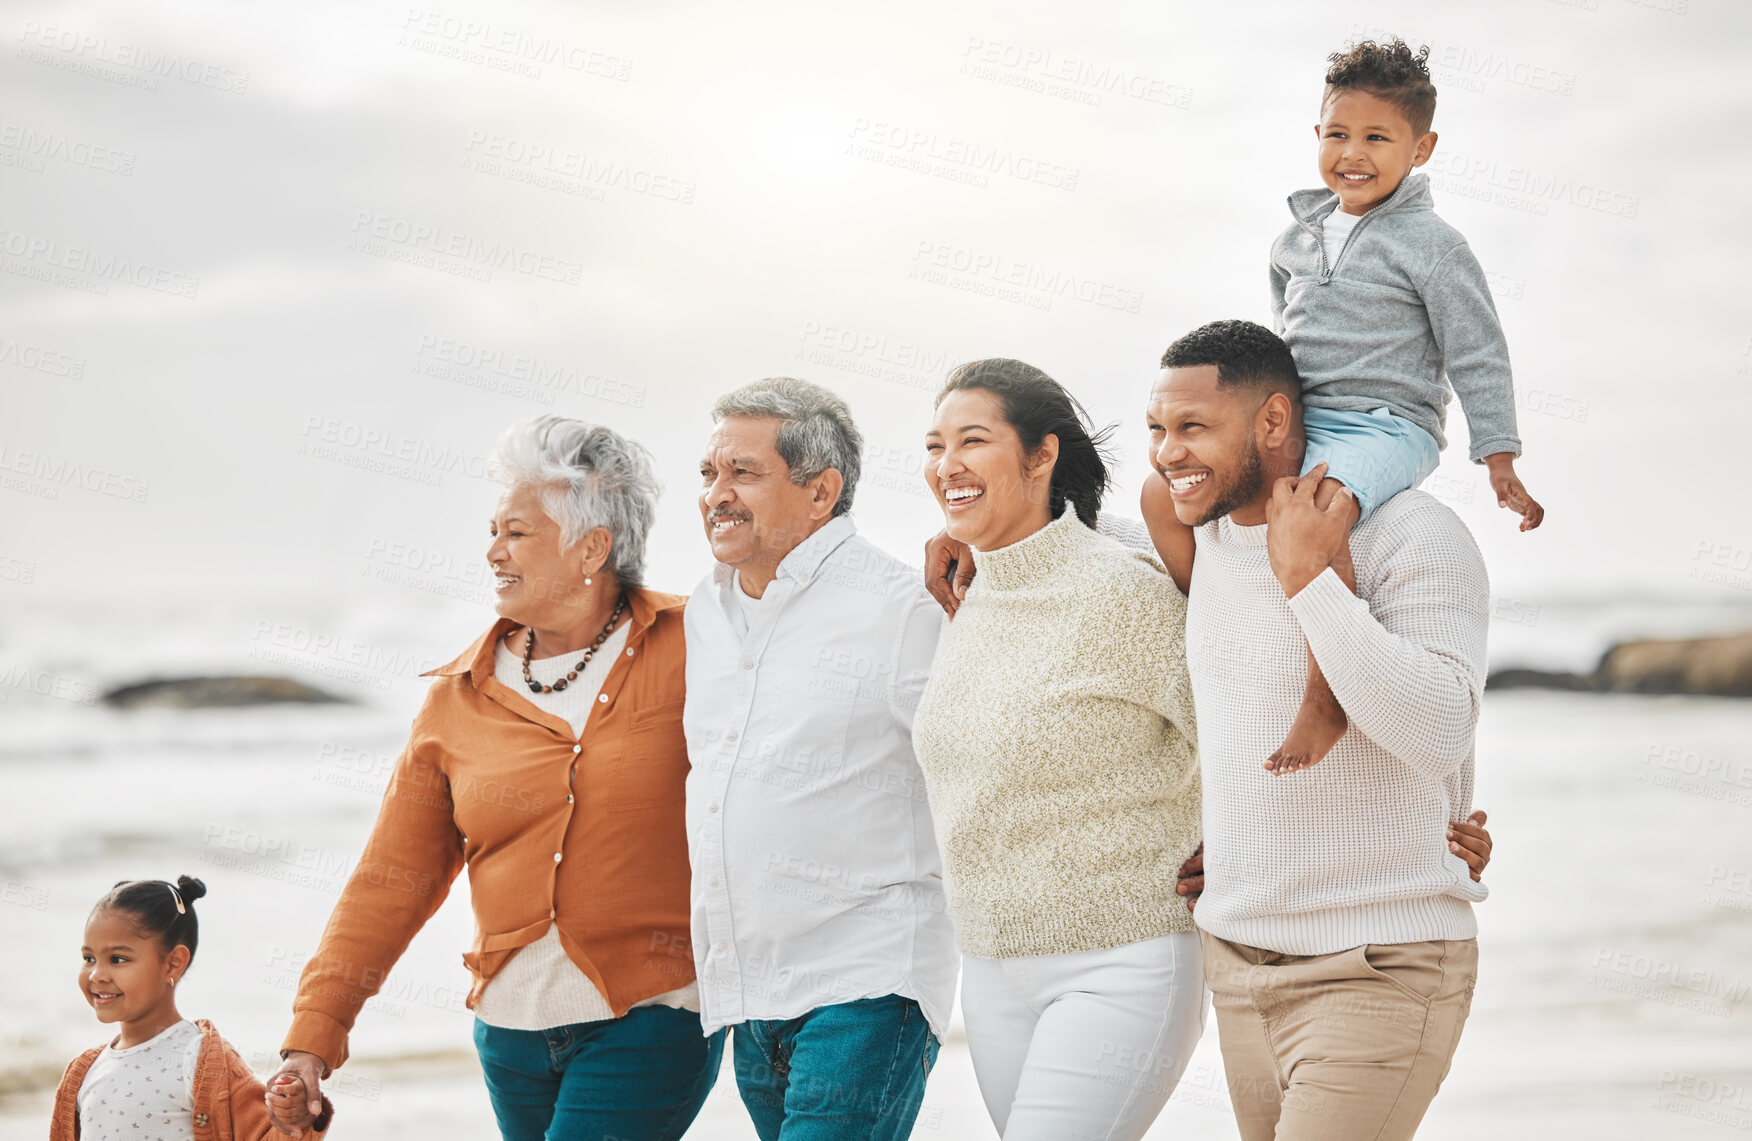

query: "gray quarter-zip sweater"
xmin=1269 ymin=172 xmax=1522 ymax=462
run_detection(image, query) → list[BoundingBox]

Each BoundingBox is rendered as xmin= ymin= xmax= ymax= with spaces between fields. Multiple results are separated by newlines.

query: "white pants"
xmin=962 ymin=931 xmax=1207 ymax=1141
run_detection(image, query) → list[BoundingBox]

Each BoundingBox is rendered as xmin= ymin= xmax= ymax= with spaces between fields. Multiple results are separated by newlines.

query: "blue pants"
xmin=731 ymin=994 xmax=940 ymax=1141
xmin=473 ymin=1008 xmax=725 ymax=1141
xmin=1300 ymin=405 xmax=1441 ymax=522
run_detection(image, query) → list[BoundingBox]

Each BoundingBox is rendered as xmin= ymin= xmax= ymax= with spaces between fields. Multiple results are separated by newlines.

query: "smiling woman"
xmin=265 ymin=415 xmax=724 ymax=1141
xmin=912 ymin=359 xmax=1207 ymax=1141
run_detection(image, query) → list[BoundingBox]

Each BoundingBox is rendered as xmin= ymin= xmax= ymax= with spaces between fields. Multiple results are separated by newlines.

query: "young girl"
xmin=50 ymin=876 xmax=333 ymax=1141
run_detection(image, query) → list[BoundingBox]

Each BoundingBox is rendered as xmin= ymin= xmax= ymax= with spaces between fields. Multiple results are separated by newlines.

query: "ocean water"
xmin=2 ymin=596 xmax=1750 ymax=1138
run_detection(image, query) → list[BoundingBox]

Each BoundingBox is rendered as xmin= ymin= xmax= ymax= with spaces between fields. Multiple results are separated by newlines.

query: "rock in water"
xmin=1484 ymin=667 xmax=1597 ymax=692
xmin=103 ymin=676 xmax=350 ymax=709
xmin=1594 ymin=632 xmax=1752 ymax=698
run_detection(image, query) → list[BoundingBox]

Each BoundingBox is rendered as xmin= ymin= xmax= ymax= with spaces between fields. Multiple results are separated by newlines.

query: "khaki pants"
xmin=1201 ymin=931 xmax=1477 ymax=1141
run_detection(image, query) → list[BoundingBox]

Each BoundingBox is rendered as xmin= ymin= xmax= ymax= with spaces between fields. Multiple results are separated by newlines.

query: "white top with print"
xmin=76 ymin=1019 xmax=201 ymax=1141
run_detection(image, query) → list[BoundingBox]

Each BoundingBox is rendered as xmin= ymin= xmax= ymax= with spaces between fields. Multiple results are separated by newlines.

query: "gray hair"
xmin=491 ymin=416 xmax=662 ymax=590
xmin=710 ymin=377 xmax=863 ymax=517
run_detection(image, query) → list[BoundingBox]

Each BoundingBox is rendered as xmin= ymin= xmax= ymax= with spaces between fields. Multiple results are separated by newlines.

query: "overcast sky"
xmin=4 ymin=0 xmax=1749 ymax=616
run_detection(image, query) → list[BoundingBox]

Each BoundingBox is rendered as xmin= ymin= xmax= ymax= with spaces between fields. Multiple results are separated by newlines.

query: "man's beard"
xmin=1186 ymin=436 xmax=1264 ymax=527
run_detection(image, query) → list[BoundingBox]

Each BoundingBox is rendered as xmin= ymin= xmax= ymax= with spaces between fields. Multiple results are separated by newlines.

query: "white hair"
xmin=491 ymin=416 xmax=662 ymax=589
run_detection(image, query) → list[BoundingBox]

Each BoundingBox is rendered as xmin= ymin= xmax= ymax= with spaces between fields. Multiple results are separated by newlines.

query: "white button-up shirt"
xmin=683 ymin=514 xmax=958 ymax=1039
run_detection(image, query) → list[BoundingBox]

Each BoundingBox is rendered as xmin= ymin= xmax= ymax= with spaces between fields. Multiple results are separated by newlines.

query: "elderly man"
xmin=684 ymin=377 xmax=956 ymax=1141
xmin=1145 ymin=319 xmax=1490 ymax=1141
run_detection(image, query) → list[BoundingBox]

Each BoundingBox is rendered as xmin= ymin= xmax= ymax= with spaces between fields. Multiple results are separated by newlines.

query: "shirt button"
xmin=626 ymin=647 xmax=635 ymax=657
xmin=715 ymin=942 xmax=727 ymax=952
xmin=597 ymin=694 xmax=608 ymax=703
xmin=554 ymin=852 xmax=562 ymax=862
xmin=709 ymin=876 xmax=720 ymax=887
xmin=741 ymin=660 xmax=754 ymax=670
xmin=726 ymin=731 xmax=739 ymax=742
xmin=572 ymin=744 xmax=582 ymax=754
xmin=549 ymin=909 xmax=556 ymax=919
xmin=566 ymin=794 xmax=574 ymax=804
xmin=708 ymin=803 xmax=719 ymax=813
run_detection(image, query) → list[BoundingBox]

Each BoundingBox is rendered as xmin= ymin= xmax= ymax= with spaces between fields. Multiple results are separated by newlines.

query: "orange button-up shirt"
xmin=283 ymin=589 xmax=694 ymax=1070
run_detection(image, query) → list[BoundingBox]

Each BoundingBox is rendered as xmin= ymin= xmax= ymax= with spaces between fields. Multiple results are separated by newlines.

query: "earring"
xmin=584 ymin=575 xmax=593 ymax=586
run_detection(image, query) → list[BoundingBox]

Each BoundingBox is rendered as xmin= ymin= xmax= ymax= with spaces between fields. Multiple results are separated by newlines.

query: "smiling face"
xmin=79 ymin=909 xmax=184 ymax=1031
xmin=698 ymin=416 xmax=834 ymax=586
xmin=1316 ymin=88 xmax=1437 ymax=215
xmin=925 ymin=388 xmax=1057 ymax=551
xmin=486 ymin=484 xmax=603 ymax=628
xmin=1147 ymin=365 xmax=1287 ymax=528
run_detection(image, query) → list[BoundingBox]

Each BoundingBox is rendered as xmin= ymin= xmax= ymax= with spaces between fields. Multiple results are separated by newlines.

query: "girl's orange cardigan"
xmin=50 ymin=1020 xmax=333 ymax=1141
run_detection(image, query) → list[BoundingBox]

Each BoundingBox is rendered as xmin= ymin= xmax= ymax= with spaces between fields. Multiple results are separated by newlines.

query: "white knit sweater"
xmin=1187 ymin=490 xmax=1491 ymax=955
xmin=913 ymin=509 xmax=1202 ymax=958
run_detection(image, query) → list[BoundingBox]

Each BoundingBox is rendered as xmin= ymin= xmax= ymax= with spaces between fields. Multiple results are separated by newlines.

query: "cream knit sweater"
xmin=913 ymin=509 xmax=1201 ymax=958
xmin=1187 ymin=490 xmax=1490 ymax=955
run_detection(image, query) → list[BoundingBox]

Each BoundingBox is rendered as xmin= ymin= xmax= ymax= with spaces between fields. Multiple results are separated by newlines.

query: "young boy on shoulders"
xmin=1145 ymin=37 xmax=1543 ymax=773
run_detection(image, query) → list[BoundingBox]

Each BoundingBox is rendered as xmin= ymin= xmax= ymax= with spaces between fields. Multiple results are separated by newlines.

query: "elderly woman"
xmin=268 ymin=416 xmax=721 ymax=1141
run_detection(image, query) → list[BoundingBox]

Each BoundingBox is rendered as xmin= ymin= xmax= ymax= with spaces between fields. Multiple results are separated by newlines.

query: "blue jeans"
xmin=473 ymin=1008 xmax=725 ymax=1141
xmin=731 ymin=994 xmax=940 ymax=1141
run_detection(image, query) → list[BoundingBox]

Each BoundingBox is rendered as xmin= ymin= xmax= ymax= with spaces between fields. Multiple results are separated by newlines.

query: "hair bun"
xmin=175 ymin=875 xmax=208 ymax=903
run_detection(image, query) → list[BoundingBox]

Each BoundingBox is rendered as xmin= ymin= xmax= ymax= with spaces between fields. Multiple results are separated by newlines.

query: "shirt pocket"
xmin=606 ymin=699 xmax=689 ymax=811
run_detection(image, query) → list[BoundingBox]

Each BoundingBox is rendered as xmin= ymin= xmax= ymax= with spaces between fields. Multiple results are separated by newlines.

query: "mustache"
xmin=707 ymin=510 xmax=752 ymax=523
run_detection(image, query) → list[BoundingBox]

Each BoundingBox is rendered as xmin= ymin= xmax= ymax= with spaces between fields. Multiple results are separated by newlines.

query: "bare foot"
xmin=1266 ymin=688 xmax=1347 ymax=775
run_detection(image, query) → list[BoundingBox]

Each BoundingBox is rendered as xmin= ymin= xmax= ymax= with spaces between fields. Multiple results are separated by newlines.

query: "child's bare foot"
xmin=1267 ymin=488 xmax=1354 ymax=776
xmin=1267 ymin=685 xmax=1348 ymax=774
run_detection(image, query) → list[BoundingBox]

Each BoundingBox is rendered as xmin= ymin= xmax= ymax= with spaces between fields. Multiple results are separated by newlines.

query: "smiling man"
xmin=1141 ymin=319 xmax=1491 ymax=1141
xmin=683 ymin=376 xmax=956 ymax=1141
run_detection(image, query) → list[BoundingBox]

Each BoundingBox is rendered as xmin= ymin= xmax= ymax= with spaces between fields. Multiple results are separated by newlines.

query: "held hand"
xmin=1173 ymin=842 xmax=1204 ymax=912
xmin=1265 ymin=463 xmax=1353 ymax=597
xmin=1447 ymin=809 xmax=1493 ymax=882
xmin=1485 ymin=456 xmax=1544 ymax=531
xmin=267 ymin=1075 xmax=307 ymax=1136
xmin=266 ymin=1051 xmax=325 ymax=1138
xmin=924 ymin=530 xmax=975 ymax=618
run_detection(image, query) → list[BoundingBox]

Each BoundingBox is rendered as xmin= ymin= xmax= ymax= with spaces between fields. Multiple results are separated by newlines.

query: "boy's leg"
xmin=1140 ymin=474 xmax=1195 ymax=593
xmin=1267 ymin=476 xmax=1359 ymax=774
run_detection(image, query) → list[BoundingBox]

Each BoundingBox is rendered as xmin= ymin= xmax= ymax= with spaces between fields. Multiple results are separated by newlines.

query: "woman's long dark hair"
xmin=936 ymin=358 xmax=1115 ymax=527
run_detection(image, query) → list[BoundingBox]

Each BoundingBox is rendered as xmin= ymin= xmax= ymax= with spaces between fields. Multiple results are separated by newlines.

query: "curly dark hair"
xmin=1323 ymin=38 xmax=1437 ymax=136
xmin=1159 ymin=320 xmax=1300 ymax=401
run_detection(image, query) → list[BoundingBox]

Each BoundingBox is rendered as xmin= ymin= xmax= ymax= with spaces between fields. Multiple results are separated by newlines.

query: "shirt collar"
xmin=709 ymin=514 xmax=858 ymax=590
xmin=424 ymin=586 xmax=670 ymax=688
